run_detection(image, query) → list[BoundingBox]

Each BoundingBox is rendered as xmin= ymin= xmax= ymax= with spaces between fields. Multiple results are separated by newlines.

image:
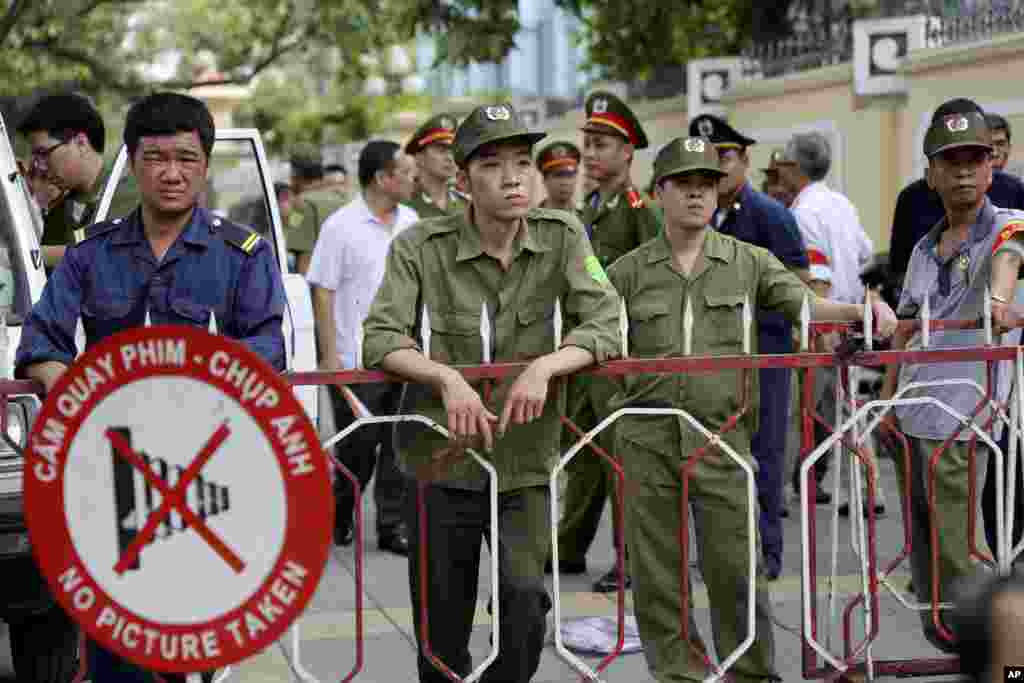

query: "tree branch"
xmin=74 ymin=0 xmax=145 ymax=19
xmin=0 ymin=0 xmax=31 ymax=45
xmin=155 ymin=36 xmax=306 ymax=90
xmin=22 ymin=39 xmax=144 ymax=95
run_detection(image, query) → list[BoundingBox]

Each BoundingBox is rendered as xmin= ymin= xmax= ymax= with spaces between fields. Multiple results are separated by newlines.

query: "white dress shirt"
xmin=791 ymin=181 xmax=873 ymax=303
xmin=305 ymin=195 xmax=420 ymax=368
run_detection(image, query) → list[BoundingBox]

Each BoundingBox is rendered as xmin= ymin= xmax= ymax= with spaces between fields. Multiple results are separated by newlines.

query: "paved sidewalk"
xmin=227 ymin=452 xmax=967 ymax=682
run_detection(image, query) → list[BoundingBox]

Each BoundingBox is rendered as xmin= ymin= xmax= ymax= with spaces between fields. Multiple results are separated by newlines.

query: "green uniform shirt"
xmin=363 ymin=208 xmax=622 ymax=492
xmin=581 ymin=187 xmax=662 ymax=268
xmin=286 ymin=187 xmax=347 ymax=255
xmin=607 ymin=229 xmax=810 ymax=484
xmin=404 ymin=188 xmax=467 ymax=220
xmin=47 ymin=160 xmax=117 ymax=248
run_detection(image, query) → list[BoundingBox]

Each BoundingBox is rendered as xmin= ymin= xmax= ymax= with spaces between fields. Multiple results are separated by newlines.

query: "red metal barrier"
xmin=6 ymin=314 xmax=1023 ymax=682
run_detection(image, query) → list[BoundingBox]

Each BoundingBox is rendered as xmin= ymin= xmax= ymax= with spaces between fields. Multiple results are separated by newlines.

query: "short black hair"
xmin=358 ymin=140 xmax=401 ymax=188
xmin=986 ymin=112 xmax=1011 ymax=141
xmin=932 ymin=98 xmax=985 ymax=123
xmin=324 ymin=163 xmax=347 ymax=176
xmin=124 ymin=93 xmax=215 ymax=160
xmin=17 ymin=93 xmax=105 ymax=154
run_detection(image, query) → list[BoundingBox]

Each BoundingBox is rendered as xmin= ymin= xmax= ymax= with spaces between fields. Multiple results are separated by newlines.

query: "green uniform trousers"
xmin=624 ymin=443 xmax=778 ymax=683
xmin=557 ymin=377 xmax=625 ymax=565
xmin=407 ymin=483 xmax=551 ymax=683
xmin=897 ymin=437 xmax=991 ymax=650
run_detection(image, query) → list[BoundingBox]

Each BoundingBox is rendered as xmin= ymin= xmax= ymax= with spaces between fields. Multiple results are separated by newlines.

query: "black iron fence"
xmin=926 ymin=0 xmax=1024 ymax=45
xmin=741 ymin=16 xmax=855 ymax=80
xmin=740 ymin=0 xmax=1024 ymax=81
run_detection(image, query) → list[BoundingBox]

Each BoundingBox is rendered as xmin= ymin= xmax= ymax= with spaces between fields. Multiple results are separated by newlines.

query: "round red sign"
xmin=24 ymin=325 xmax=333 ymax=673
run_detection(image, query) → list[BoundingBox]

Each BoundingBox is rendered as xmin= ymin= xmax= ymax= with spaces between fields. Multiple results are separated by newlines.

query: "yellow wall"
xmin=538 ymin=31 xmax=1024 ymax=255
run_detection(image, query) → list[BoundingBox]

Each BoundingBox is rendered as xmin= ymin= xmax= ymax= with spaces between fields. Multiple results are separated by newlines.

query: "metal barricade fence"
xmin=3 ymin=305 xmax=1023 ymax=682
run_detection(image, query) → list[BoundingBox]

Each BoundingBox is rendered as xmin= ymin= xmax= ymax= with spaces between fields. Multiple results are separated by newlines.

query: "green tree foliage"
xmin=0 ymin=0 xmax=402 ymax=96
xmin=393 ymin=0 xmax=521 ymax=65
xmin=400 ymin=0 xmax=820 ymax=85
xmin=559 ymin=0 xmax=754 ymax=82
xmin=0 ymin=0 xmax=417 ymax=146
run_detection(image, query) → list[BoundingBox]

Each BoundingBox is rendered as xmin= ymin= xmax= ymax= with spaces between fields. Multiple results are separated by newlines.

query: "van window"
xmin=0 ymin=173 xmax=37 ymax=323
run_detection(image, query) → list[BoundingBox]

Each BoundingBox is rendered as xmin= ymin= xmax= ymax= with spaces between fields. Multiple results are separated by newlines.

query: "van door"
xmin=93 ymin=130 xmax=318 ymax=423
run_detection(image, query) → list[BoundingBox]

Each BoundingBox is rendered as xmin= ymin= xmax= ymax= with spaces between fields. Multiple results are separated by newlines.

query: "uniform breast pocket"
xmin=629 ymin=300 xmax=675 ymax=356
xmin=83 ymin=297 xmax=135 ymax=322
xmin=169 ymin=298 xmax=213 ymax=329
xmin=429 ymin=311 xmax=482 ymax=363
xmin=515 ymin=299 xmax=555 ymax=359
xmin=82 ymin=297 xmax=136 ymax=342
xmin=703 ymin=293 xmax=744 ymax=352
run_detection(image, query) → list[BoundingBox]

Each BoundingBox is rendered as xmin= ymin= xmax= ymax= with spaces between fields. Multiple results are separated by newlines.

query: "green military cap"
xmin=290 ymin=144 xmax=323 ymax=178
xmin=452 ymin=103 xmax=546 ymax=167
xmin=405 ymin=113 xmax=459 ymax=155
xmin=652 ymin=136 xmax=726 ymax=185
xmin=924 ymin=110 xmax=992 ymax=158
xmin=581 ymin=91 xmax=648 ymax=149
xmin=535 ymin=140 xmax=581 ymax=174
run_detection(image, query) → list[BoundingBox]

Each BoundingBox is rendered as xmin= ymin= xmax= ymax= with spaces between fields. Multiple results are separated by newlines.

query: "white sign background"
xmin=63 ymin=376 xmax=287 ymax=624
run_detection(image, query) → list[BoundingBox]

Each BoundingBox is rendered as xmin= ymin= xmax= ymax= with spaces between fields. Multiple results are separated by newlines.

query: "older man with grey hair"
xmin=776 ymin=131 xmax=887 ymax=516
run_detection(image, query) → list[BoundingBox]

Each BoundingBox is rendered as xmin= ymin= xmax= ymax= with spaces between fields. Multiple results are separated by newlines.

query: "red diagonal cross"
xmin=107 ymin=423 xmax=246 ymax=575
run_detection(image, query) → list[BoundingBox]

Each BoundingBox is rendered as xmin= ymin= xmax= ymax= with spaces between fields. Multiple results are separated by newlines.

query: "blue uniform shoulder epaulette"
xmin=72 ymin=218 xmax=122 ymax=245
xmin=211 ymin=216 xmax=262 ymax=255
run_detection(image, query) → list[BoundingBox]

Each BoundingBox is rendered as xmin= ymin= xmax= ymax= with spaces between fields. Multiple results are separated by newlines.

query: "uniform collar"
xmin=112 ymin=207 xmax=213 ymax=249
xmin=647 ymin=226 xmax=732 ymax=264
xmin=455 ymin=210 xmax=549 ymax=262
xmin=924 ymin=197 xmax=995 ymax=254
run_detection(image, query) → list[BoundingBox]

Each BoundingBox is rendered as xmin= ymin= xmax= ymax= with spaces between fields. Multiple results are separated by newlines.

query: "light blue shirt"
xmin=895 ymin=199 xmax=1024 ymax=441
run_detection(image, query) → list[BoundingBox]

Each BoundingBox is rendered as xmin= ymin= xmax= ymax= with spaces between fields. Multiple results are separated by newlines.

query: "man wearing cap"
xmin=536 ymin=140 xmax=581 ymax=212
xmin=285 ymin=145 xmax=347 ymax=274
xmin=888 ymin=105 xmax=1024 ymax=293
xmin=760 ymin=149 xmax=796 ymax=208
xmin=404 ymin=113 xmax=467 ymax=219
xmin=552 ymin=90 xmax=661 ymax=594
xmin=362 ymin=102 xmax=621 ymax=683
xmin=687 ymin=114 xmax=810 ymax=581
xmin=608 ymin=134 xmax=897 ymax=683
xmin=882 ymin=98 xmax=1024 ymax=653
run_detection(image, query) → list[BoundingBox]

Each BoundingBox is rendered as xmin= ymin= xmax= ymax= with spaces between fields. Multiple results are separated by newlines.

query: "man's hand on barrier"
xmin=991 ymin=299 xmax=1024 ymax=336
xmin=498 ymin=359 xmax=551 ymax=437
xmin=439 ymin=368 xmax=498 ymax=452
xmin=871 ymin=298 xmax=899 ymax=338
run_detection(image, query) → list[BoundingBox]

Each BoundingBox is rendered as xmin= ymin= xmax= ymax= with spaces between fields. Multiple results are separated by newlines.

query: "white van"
xmin=0 ymin=123 xmax=317 ymax=680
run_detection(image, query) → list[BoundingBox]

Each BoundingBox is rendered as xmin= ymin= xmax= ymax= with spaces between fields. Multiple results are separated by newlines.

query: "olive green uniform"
xmin=608 ymin=228 xmax=809 ymax=683
xmin=363 ymin=207 xmax=621 ymax=489
xmin=52 ymin=163 xmax=118 ymax=272
xmin=363 ymin=208 xmax=620 ymax=682
xmin=285 ymin=186 xmax=346 ymax=265
xmin=558 ymin=185 xmax=661 ymax=567
xmin=404 ymin=113 xmax=465 ymax=220
xmin=405 ymin=188 xmax=467 ymax=219
xmin=558 ymin=91 xmax=663 ymax=576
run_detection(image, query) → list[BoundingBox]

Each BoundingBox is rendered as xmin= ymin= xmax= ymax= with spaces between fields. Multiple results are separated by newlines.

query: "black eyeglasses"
xmin=30 ymin=139 xmax=70 ymax=174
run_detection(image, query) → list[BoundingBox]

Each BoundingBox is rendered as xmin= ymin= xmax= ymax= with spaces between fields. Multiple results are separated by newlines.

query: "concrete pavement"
xmin=228 ymin=451 xmax=966 ymax=682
